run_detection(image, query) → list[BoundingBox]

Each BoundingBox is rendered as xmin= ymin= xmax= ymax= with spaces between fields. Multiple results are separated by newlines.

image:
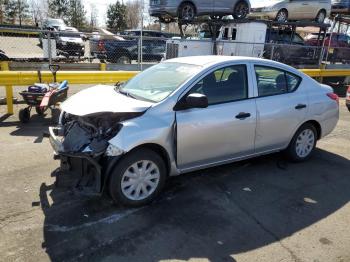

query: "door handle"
xmin=235 ymin=112 xmax=251 ymax=119
xmin=295 ymin=104 xmax=307 ymax=110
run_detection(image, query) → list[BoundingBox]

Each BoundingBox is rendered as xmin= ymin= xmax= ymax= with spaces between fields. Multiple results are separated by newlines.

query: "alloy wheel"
xmin=234 ymin=2 xmax=249 ymax=19
xmin=276 ymin=10 xmax=288 ymax=22
xmin=181 ymin=4 xmax=195 ymax=20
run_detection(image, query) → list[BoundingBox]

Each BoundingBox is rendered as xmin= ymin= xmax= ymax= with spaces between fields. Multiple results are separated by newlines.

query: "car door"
xmin=253 ymin=64 xmax=308 ymax=152
xmin=176 ymin=64 xmax=257 ymax=171
xmin=288 ymin=0 xmax=310 ymax=19
xmin=213 ymin=0 xmax=231 ymax=14
xmin=192 ymin=0 xmax=213 ymax=14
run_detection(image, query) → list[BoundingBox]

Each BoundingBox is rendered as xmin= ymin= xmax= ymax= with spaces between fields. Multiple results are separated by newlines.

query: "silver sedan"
xmin=149 ymin=0 xmax=251 ymax=22
xmin=50 ymin=56 xmax=339 ymax=206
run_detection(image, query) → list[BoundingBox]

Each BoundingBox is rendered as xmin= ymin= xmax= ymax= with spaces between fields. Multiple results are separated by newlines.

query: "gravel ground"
xmin=0 ymin=88 xmax=349 ymax=262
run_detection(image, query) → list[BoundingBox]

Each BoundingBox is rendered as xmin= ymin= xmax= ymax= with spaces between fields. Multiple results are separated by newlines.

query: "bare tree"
xmin=125 ymin=0 xmax=141 ymax=29
xmin=29 ymin=0 xmax=48 ymax=26
xmin=89 ymin=3 xmax=98 ymax=30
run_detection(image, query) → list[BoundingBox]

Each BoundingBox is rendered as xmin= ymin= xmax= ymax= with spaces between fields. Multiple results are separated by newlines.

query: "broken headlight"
xmin=105 ymin=144 xmax=124 ymax=157
xmin=60 ymin=112 xmax=142 ymax=156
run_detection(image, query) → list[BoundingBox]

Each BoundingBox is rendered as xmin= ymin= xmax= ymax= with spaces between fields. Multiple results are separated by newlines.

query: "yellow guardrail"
xmin=1 ymin=61 xmax=350 ymax=115
xmin=0 ymin=28 xmax=39 ymax=36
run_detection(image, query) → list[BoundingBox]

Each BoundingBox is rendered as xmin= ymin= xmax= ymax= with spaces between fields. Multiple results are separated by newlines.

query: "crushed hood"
xmin=61 ymin=85 xmax=153 ymax=116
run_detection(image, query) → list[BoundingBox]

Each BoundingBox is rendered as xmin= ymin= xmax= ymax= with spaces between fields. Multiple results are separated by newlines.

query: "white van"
xmin=165 ymin=21 xmax=267 ymax=59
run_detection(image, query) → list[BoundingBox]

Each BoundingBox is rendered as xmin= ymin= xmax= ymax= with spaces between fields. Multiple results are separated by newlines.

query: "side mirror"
xmin=185 ymin=93 xmax=208 ymax=109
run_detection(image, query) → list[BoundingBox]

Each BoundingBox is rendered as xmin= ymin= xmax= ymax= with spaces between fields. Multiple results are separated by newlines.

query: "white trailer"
xmin=166 ymin=21 xmax=267 ymax=59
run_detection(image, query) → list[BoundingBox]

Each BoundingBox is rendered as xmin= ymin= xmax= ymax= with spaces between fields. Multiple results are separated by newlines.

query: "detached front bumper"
xmin=49 ymin=126 xmax=105 ymax=194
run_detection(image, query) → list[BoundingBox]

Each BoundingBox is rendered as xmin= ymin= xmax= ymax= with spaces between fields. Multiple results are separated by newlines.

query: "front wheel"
xmin=285 ymin=123 xmax=317 ymax=162
xmin=115 ymin=55 xmax=131 ymax=64
xmin=275 ymin=9 xmax=288 ymax=22
xmin=178 ymin=3 xmax=196 ymax=21
xmin=233 ymin=1 xmax=249 ymax=19
xmin=109 ymin=149 xmax=167 ymax=207
xmin=19 ymin=108 xmax=30 ymax=123
xmin=315 ymin=10 xmax=326 ymax=23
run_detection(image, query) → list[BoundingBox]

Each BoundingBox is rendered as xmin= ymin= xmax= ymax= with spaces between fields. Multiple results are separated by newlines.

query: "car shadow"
xmin=39 ymin=148 xmax=350 ymax=262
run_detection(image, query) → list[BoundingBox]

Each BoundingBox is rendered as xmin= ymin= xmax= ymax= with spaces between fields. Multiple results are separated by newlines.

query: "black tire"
xmin=178 ymin=2 xmax=196 ymax=21
xmin=275 ymin=9 xmax=288 ymax=22
xmin=109 ymin=148 xmax=167 ymax=207
xmin=315 ymin=10 xmax=326 ymax=23
xmin=285 ymin=123 xmax=317 ymax=162
xmin=19 ymin=108 xmax=30 ymax=123
xmin=116 ymin=55 xmax=131 ymax=64
xmin=35 ymin=106 xmax=45 ymax=116
xmin=233 ymin=1 xmax=249 ymax=19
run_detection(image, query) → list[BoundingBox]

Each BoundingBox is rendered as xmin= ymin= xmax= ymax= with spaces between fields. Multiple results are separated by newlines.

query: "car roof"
xmin=166 ymin=56 xmax=275 ymax=66
xmin=165 ymin=56 xmax=302 ymax=75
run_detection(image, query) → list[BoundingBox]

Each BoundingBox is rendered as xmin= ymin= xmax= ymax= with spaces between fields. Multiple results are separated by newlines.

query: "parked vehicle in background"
xmin=250 ymin=0 xmax=331 ymax=23
xmin=331 ymin=0 xmax=350 ymax=14
xmin=167 ymin=21 xmax=267 ymax=59
xmin=42 ymin=18 xmax=66 ymax=30
xmin=264 ymin=29 xmax=316 ymax=64
xmin=149 ymin=0 xmax=251 ymax=22
xmin=346 ymin=86 xmax=350 ymax=111
xmin=55 ymin=31 xmax=85 ymax=57
xmin=91 ymin=30 xmax=170 ymax=63
xmin=0 ymin=49 xmax=9 ymax=61
xmin=121 ymin=29 xmax=178 ymax=39
xmin=49 ymin=56 xmax=339 ymax=206
xmin=305 ymin=32 xmax=350 ymax=62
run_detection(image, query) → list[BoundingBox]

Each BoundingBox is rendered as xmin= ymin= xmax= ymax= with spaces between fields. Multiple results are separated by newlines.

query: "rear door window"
xmin=255 ymin=66 xmax=301 ymax=96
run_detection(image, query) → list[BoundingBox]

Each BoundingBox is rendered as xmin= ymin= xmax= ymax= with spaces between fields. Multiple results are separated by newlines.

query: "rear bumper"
xmin=149 ymin=6 xmax=178 ymax=17
xmin=331 ymin=7 xmax=350 ymax=14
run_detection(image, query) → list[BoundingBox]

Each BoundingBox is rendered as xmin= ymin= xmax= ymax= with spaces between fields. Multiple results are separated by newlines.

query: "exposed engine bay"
xmin=58 ymin=112 xmax=142 ymax=156
xmin=50 ymin=111 xmax=144 ymax=194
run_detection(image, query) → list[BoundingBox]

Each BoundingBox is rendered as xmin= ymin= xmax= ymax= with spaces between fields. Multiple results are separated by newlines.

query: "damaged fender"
xmin=107 ymin=110 xmax=180 ymax=177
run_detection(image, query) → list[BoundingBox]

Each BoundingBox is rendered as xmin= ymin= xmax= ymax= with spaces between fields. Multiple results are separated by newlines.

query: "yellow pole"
xmin=0 ymin=61 xmax=13 ymax=115
xmin=100 ymin=63 xmax=107 ymax=71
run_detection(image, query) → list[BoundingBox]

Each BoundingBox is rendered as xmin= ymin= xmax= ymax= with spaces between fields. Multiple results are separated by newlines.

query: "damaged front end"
xmin=49 ymin=111 xmax=143 ymax=195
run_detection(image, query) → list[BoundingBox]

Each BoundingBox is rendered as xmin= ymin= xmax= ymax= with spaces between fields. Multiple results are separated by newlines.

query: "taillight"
xmin=98 ymin=40 xmax=105 ymax=51
xmin=327 ymin=92 xmax=339 ymax=104
xmin=346 ymin=86 xmax=350 ymax=100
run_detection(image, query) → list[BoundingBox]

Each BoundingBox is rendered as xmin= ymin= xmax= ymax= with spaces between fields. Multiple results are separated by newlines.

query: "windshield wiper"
xmin=118 ymin=89 xmax=138 ymax=100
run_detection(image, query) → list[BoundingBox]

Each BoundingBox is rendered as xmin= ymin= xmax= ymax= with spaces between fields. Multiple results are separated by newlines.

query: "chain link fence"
xmin=2 ymin=27 xmax=350 ymax=69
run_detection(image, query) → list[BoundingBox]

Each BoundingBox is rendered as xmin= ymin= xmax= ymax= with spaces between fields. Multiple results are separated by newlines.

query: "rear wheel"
xmin=233 ymin=1 xmax=249 ymax=19
xmin=315 ymin=10 xmax=326 ymax=23
xmin=285 ymin=123 xmax=317 ymax=162
xmin=178 ymin=3 xmax=196 ymax=21
xmin=275 ymin=9 xmax=288 ymax=22
xmin=109 ymin=149 xmax=167 ymax=207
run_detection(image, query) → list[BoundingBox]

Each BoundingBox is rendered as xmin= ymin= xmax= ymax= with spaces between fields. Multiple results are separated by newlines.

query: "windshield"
xmin=48 ymin=19 xmax=65 ymax=26
xmin=120 ymin=62 xmax=202 ymax=103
